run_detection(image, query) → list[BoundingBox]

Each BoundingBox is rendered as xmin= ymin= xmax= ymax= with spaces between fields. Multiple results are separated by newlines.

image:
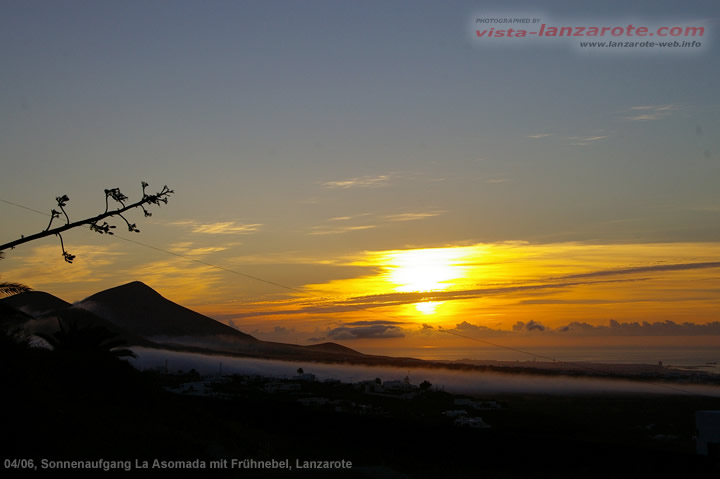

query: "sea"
xmin=360 ymin=346 xmax=720 ymax=373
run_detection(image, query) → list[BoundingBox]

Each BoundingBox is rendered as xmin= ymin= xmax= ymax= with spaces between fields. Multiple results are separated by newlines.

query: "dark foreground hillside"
xmin=2 ymin=337 xmax=720 ymax=479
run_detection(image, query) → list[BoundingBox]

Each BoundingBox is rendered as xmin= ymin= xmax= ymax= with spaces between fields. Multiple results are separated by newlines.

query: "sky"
xmin=1 ymin=0 xmax=719 ymax=359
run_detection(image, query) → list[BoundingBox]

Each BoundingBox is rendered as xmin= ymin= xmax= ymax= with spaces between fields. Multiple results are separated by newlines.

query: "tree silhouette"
xmin=0 ymin=281 xmax=30 ymax=298
xmin=0 ymin=251 xmax=33 ymax=360
xmin=0 ymin=182 xmax=173 ymax=263
xmin=0 ymin=252 xmax=30 ymax=298
xmin=35 ymin=315 xmax=136 ymax=361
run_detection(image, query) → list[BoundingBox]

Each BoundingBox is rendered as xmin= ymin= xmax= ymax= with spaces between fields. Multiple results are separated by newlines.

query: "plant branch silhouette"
xmin=0 ymin=182 xmax=173 ymax=263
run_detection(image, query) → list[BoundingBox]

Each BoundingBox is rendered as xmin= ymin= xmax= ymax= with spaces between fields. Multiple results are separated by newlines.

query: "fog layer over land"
xmin=130 ymin=347 xmax=720 ymax=397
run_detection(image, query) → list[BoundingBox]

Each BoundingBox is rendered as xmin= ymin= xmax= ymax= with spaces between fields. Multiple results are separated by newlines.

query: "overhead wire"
xmin=1 ymin=196 xmax=717 ymax=398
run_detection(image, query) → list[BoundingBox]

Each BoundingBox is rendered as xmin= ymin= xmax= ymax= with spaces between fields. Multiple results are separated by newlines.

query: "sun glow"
xmin=296 ymin=242 xmax=720 ymax=327
xmin=383 ymin=248 xmax=470 ymax=293
xmin=415 ymin=301 xmax=442 ymax=315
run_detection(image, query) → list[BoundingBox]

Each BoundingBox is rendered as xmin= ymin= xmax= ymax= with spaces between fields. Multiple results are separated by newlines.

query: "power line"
xmin=0 ymin=197 xmax=319 ymax=296
xmin=0 ymin=196 xmax=403 ymax=321
xmin=112 ymin=233 xmax=309 ymax=296
xmin=0 ymin=198 xmax=49 ymax=216
xmin=2 ymin=196 xmax=717 ymax=397
xmin=112 ymin=233 xmax=408 ymax=324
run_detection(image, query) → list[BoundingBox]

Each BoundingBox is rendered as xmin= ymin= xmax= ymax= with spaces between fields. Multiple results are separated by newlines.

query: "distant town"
xmin=156 ymin=366 xmax=499 ymax=430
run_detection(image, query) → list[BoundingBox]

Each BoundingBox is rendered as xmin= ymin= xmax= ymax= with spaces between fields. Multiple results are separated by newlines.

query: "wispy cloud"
xmin=565 ymin=135 xmax=608 ymax=146
xmin=319 ymin=262 xmax=719 ymax=309
xmin=339 ymin=278 xmax=646 ymax=309
xmin=626 ymin=104 xmax=677 ymax=121
xmin=231 ymin=277 xmax=649 ymax=319
xmin=323 ymin=175 xmax=390 ymax=189
xmin=227 ymin=252 xmax=341 ymax=265
xmin=308 ymin=225 xmax=377 ymax=236
xmin=628 ymin=114 xmax=662 ymax=121
xmin=631 ymin=105 xmax=674 ymax=111
xmin=528 ymin=133 xmax=552 ymax=139
xmin=383 ymin=211 xmax=444 ymax=222
xmin=327 ymin=213 xmax=371 ymax=222
xmin=553 ymin=261 xmax=720 ymax=281
xmin=0 ymin=244 xmax=123 ymax=289
xmin=309 ymin=210 xmax=442 ymax=234
xmin=171 ymin=220 xmax=262 ymax=235
xmin=169 ymin=242 xmax=232 ymax=257
xmin=346 ymin=320 xmax=410 ymax=326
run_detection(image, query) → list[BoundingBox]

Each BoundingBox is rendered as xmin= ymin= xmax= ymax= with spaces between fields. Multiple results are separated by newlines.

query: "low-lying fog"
xmin=129 ymin=347 xmax=720 ymax=397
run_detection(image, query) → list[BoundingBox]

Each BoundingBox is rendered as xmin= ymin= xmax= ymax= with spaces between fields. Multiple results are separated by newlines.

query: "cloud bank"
xmin=327 ymin=323 xmax=405 ymax=340
xmin=453 ymin=319 xmax=720 ymax=337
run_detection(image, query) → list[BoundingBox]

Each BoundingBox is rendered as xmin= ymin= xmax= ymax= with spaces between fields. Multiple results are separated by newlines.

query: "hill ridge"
xmin=79 ymin=281 xmax=257 ymax=341
xmin=4 ymin=281 xmax=370 ymax=362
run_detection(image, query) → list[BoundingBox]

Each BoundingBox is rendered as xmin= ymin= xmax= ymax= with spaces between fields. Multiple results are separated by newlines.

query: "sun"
xmin=384 ymin=248 xmax=468 ymax=293
xmin=415 ymin=301 xmax=442 ymax=315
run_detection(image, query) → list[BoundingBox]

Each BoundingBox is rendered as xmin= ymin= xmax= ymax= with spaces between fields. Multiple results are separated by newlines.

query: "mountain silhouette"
xmin=4 ymin=282 xmax=388 ymax=363
xmin=77 ymin=281 xmax=256 ymax=341
xmin=73 ymin=282 xmax=376 ymax=361
xmin=0 ymin=291 xmax=152 ymax=347
xmin=0 ymin=301 xmax=35 ymax=329
xmin=1 ymin=291 xmax=71 ymax=316
xmin=305 ymin=342 xmax=362 ymax=355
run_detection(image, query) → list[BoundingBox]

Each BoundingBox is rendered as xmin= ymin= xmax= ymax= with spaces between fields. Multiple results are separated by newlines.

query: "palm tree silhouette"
xmin=0 ymin=252 xmax=33 ymax=355
xmin=0 ymin=281 xmax=31 ymax=298
xmin=0 ymin=252 xmax=31 ymax=298
xmin=36 ymin=314 xmax=136 ymax=361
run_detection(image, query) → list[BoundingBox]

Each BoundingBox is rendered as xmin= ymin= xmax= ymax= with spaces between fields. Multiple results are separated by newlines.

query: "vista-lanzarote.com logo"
xmin=472 ymin=15 xmax=708 ymax=52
